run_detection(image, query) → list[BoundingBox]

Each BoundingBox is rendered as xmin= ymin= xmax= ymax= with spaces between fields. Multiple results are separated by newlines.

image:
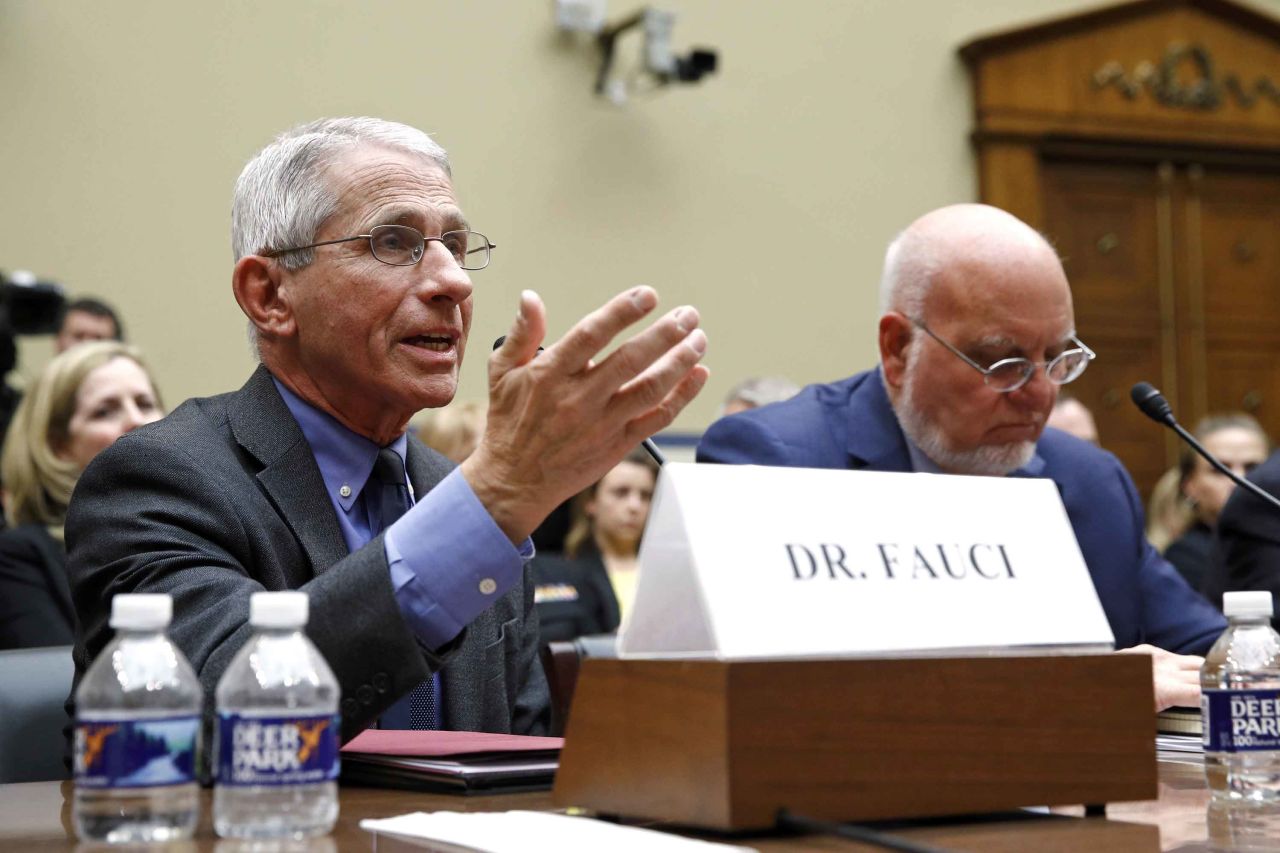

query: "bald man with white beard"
xmin=698 ymin=203 xmax=1226 ymax=711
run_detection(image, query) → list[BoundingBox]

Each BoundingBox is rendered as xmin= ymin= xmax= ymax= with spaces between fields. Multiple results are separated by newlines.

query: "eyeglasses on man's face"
xmin=909 ymin=317 xmax=1095 ymax=393
xmin=265 ymin=224 xmax=495 ymax=270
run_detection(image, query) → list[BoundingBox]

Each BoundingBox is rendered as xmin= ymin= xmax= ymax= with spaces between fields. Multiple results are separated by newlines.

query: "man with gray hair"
xmin=65 ymin=117 xmax=708 ymax=752
xmin=698 ymin=203 xmax=1223 ymax=711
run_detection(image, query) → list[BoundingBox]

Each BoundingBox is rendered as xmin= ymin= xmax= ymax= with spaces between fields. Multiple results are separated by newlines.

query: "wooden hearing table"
xmin=0 ymin=760 xmax=1275 ymax=851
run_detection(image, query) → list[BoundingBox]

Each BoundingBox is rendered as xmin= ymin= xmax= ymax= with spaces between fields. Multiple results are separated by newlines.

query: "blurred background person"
xmin=1046 ymin=393 xmax=1099 ymax=445
xmin=0 ymin=341 xmax=163 ymax=650
xmin=53 ymin=296 xmax=124 ymax=353
xmin=1164 ymin=413 xmax=1270 ymax=591
xmin=719 ymin=376 xmax=800 ymax=417
xmin=533 ymin=447 xmax=659 ymax=643
xmin=416 ymin=400 xmax=486 ymax=464
xmin=1146 ymin=466 xmax=1193 ymax=554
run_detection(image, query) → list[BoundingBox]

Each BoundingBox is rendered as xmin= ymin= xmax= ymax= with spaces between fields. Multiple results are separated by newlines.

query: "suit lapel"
xmin=227 ymin=366 xmax=348 ymax=580
xmin=844 ymin=369 xmax=913 ymax=473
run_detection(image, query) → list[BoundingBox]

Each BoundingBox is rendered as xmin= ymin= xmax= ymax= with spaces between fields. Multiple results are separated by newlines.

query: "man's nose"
xmin=1012 ymin=365 xmax=1056 ymax=409
xmin=418 ymin=240 xmax=473 ymax=303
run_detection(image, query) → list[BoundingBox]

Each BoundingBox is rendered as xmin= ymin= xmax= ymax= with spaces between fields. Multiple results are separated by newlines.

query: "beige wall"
xmin=3 ymin=0 xmax=1278 ymax=432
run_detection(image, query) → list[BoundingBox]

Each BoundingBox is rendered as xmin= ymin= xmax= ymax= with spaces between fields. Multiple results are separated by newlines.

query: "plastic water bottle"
xmin=1202 ymin=590 xmax=1280 ymax=802
xmin=214 ymin=591 xmax=340 ymax=839
xmin=73 ymin=593 xmax=201 ymax=843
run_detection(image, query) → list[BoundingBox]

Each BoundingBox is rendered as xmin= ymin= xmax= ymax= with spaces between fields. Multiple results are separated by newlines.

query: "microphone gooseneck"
xmin=490 ymin=335 xmax=666 ymax=466
xmin=1130 ymin=381 xmax=1280 ymax=514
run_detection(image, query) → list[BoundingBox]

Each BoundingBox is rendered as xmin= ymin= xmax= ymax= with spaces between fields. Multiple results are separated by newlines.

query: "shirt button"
xmin=478 ymin=578 xmax=497 ymax=595
xmin=340 ymin=485 xmax=352 ymax=498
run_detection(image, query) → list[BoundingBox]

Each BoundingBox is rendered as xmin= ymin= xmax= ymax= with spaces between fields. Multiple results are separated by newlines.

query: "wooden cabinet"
xmin=963 ymin=0 xmax=1280 ymax=498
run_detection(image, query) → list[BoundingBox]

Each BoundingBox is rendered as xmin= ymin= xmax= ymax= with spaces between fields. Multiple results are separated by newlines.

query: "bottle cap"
xmin=109 ymin=594 xmax=172 ymax=630
xmin=1223 ymin=591 xmax=1275 ymax=619
xmin=250 ymin=591 xmax=309 ymax=628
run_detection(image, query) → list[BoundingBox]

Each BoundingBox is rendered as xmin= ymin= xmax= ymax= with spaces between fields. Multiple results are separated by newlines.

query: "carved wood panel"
xmin=965 ymin=0 xmax=1280 ymax=501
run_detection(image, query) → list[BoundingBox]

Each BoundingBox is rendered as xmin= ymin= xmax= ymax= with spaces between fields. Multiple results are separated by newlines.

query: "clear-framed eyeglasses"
xmin=265 ymin=224 xmax=495 ymax=270
xmin=909 ymin=317 xmax=1096 ymax=393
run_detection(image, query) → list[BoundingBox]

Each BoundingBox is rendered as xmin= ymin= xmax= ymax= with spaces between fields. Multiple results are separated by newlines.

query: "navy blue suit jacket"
xmin=697 ymin=369 xmax=1225 ymax=654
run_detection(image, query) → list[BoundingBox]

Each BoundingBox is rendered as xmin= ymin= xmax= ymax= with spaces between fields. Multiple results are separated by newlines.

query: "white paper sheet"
xmin=360 ymin=810 xmax=756 ymax=852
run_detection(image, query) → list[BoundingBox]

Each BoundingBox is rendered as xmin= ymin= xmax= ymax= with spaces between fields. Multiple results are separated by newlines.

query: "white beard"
xmin=894 ymin=358 xmax=1036 ymax=477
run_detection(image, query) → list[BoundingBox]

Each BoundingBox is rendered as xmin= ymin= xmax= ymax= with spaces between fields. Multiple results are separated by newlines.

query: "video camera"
xmin=0 ymin=270 xmax=67 ymax=375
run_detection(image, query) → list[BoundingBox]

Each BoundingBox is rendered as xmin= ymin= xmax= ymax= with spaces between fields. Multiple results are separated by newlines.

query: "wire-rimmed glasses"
xmin=910 ymin=317 xmax=1095 ymax=393
xmin=265 ymin=224 xmax=495 ymax=270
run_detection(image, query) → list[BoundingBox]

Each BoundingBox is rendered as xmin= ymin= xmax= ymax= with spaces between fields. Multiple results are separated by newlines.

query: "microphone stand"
xmin=1131 ymin=382 xmax=1280 ymax=514
xmin=1168 ymin=420 xmax=1280 ymax=514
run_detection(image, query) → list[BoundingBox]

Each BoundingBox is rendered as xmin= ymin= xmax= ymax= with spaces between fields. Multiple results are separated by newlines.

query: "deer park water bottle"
xmin=73 ymin=593 xmax=201 ymax=843
xmin=214 ymin=591 xmax=340 ymax=839
xmin=1202 ymin=590 xmax=1280 ymax=802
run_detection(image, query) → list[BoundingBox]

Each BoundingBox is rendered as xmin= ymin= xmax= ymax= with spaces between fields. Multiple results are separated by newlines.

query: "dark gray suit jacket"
xmin=65 ymin=366 xmax=548 ymax=768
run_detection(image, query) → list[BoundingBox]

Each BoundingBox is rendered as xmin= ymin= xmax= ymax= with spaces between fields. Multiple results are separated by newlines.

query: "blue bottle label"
xmin=74 ymin=715 xmax=200 ymax=789
xmin=216 ymin=712 xmax=340 ymax=786
xmin=1203 ymin=688 xmax=1280 ymax=752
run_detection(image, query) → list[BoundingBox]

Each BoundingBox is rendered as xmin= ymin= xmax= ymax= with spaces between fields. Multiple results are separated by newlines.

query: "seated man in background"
xmin=698 ymin=203 xmax=1224 ymax=711
xmin=719 ymin=376 xmax=799 ymax=417
xmin=54 ymin=297 xmax=124 ymax=352
xmin=66 ymin=117 xmax=709 ymax=751
xmin=1045 ymin=393 xmax=1098 ymax=445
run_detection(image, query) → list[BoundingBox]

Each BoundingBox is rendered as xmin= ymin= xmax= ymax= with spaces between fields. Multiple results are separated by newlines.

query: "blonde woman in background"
xmin=0 ymin=342 xmax=163 ymax=649
xmin=1164 ymin=413 xmax=1270 ymax=592
xmin=1147 ymin=467 xmax=1193 ymax=554
xmin=416 ymin=400 xmax=485 ymax=464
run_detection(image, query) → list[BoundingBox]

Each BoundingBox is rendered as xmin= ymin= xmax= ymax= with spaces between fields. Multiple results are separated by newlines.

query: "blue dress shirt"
xmin=272 ymin=379 xmax=530 ymax=652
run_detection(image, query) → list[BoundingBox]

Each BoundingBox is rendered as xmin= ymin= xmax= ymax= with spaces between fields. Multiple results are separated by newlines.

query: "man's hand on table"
xmin=1118 ymin=644 xmax=1204 ymax=712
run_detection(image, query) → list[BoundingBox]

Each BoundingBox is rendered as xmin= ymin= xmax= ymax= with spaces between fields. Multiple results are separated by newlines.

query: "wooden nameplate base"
xmin=553 ymin=655 xmax=1156 ymax=830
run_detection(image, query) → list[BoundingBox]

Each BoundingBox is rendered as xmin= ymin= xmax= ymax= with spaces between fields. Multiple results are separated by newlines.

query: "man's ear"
xmin=879 ymin=312 xmax=912 ymax=391
xmin=232 ymin=255 xmax=295 ymax=341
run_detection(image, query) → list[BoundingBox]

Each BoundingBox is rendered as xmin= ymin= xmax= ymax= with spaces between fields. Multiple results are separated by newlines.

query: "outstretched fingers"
xmin=590 ymin=304 xmax=701 ymax=393
xmin=623 ymin=364 xmax=711 ymax=445
xmin=609 ymin=325 xmax=708 ymax=423
xmin=540 ymin=286 xmax=659 ymax=375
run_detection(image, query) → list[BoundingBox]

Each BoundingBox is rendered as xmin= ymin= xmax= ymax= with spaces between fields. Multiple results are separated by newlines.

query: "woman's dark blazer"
xmin=0 ymin=523 xmax=73 ymax=650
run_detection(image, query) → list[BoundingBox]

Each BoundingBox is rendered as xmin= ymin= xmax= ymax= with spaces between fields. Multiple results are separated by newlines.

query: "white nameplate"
xmin=618 ymin=463 xmax=1115 ymax=659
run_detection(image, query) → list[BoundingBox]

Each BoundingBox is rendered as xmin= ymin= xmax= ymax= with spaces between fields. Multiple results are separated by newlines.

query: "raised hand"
xmin=460 ymin=287 xmax=708 ymax=541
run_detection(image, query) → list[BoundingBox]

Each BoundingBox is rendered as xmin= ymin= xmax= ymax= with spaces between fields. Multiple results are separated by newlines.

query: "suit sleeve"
xmin=697 ymin=414 xmax=793 ymax=465
xmin=65 ymin=435 xmax=436 ymax=760
xmin=1212 ymin=467 xmax=1280 ymax=630
xmin=1110 ymin=457 xmax=1225 ymax=654
xmin=512 ymin=555 xmax=550 ymax=735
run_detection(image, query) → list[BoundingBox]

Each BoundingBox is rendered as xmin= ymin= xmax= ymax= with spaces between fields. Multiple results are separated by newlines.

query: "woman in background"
xmin=0 ymin=342 xmax=164 ymax=649
xmin=415 ymin=400 xmax=485 ymax=464
xmin=1147 ymin=467 xmax=1192 ymax=554
xmin=1165 ymin=413 xmax=1270 ymax=592
xmin=533 ymin=446 xmax=659 ymax=643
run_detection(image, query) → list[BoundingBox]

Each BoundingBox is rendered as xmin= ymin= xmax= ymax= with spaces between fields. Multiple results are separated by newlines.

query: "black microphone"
xmin=1129 ymin=381 xmax=1174 ymax=426
xmin=1130 ymin=381 xmax=1280 ymax=513
xmin=491 ymin=336 xmax=666 ymax=466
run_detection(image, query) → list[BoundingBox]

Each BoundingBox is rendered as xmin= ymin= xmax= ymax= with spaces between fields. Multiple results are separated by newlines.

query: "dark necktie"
xmin=372 ymin=448 xmax=440 ymax=730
